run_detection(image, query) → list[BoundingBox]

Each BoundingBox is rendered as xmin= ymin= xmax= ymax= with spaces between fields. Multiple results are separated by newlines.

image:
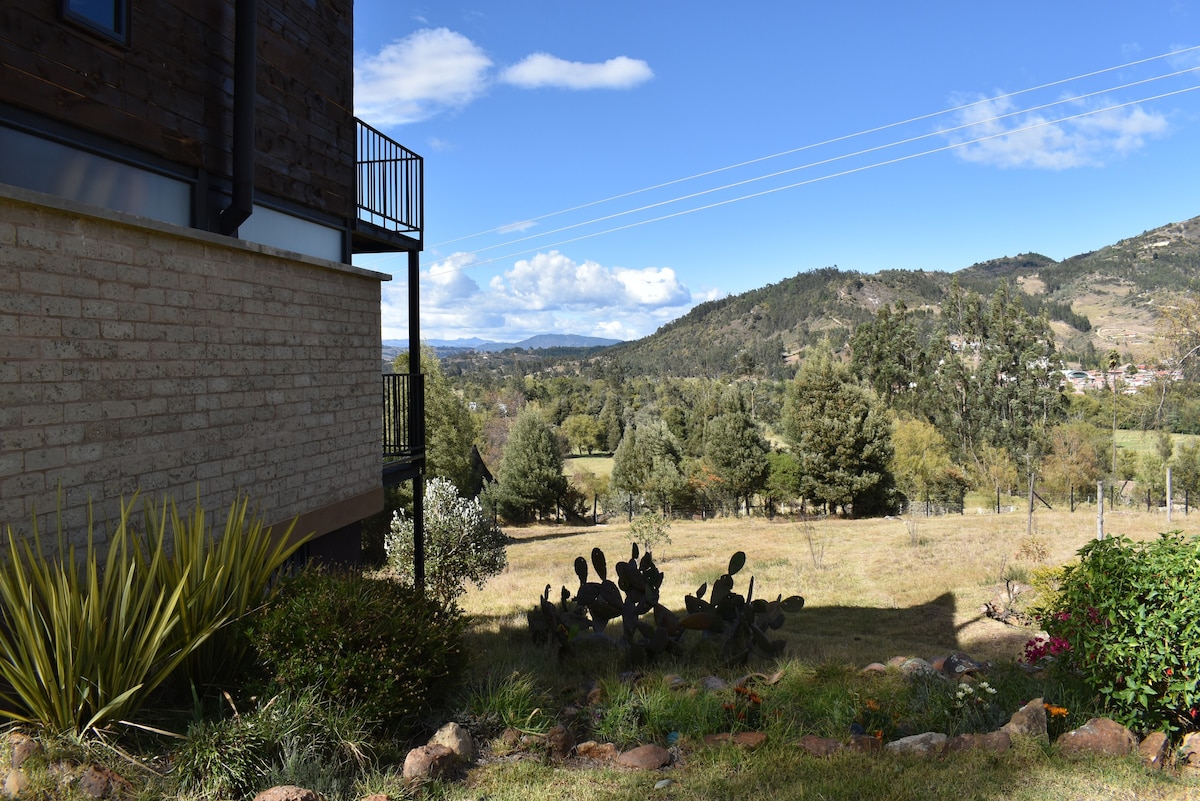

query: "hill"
xmin=589 ymin=214 xmax=1200 ymax=378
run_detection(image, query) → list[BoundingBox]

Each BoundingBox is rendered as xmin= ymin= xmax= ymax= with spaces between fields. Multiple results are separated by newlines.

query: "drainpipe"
xmin=219 ymin=0 xmax=257 ymax=236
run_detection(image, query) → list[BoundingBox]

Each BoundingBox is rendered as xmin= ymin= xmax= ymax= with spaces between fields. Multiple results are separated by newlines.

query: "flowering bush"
xmin=1040 ymin=532 xmax=1200 ymax=733
xmin=387 ymin=478 xmax=508 ymax=605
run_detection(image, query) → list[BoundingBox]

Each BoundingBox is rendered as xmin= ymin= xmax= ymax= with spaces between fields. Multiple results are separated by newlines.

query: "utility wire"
xmin=428 ymin=83 xmax=1200 ymax=275
xmin=432 ymin=64 xmax=1200 ymax=262
xmin=426 ymin=44 xmax=1200 ymax=250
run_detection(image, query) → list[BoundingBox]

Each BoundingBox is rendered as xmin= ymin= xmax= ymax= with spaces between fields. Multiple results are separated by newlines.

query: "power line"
xmin=428 ymin=82 xmax=1200 ymax=275
xmin=432 ymin=63 xmax=1200 ymax=263
xmin=426 ymin=44 xmax=1200 ymax=251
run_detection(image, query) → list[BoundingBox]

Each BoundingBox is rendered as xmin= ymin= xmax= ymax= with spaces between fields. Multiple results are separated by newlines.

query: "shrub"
xmin=172 ymin=687 xmax=372 ymax=800
xmin=386 ymin=477 xmax=508 ymax=605
xmin=249 ymin=568 xmax=467 ymax=733
xmin=629 ymin=512 xmax=672 ymax=554
xmin=1040 ymin=532 xmax=1200 ymax=733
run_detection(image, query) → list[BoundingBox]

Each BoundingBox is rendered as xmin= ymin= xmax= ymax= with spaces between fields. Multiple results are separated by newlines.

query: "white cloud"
xmin=945 ymin=94 xmax=1169 ymax=169
xmin=381 ymin=250 xmax=701 ymax=342
xmin=499 ymin=53 xmax=653 ymax=90
xmin=355 ymin=29 xmax=492 ymax=126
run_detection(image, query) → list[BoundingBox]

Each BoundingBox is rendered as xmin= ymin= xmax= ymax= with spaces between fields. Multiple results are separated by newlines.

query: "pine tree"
xmin=703 ymin=386 xmax=769 ymax=513
xmin=782 ymin=348 xmax=896 ymax=516
xmin=487 ymin=406 xmax=567 ymax=523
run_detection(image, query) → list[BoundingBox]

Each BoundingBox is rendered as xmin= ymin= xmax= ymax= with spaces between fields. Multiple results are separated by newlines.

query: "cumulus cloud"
xmin=355 ymin=28 xmax=492 ymax=126
xmin=945 ymin=94 xmax=1169 ymax=169
xmin=499 ymin=53 xmax=653 ymax=90
xmin=381 ymin=250 xmax=699 ymax=342
xmin=355 ymin=30 xmax=652 ymax=127
xmin=491 ymin=251 xmax=689 ymax=310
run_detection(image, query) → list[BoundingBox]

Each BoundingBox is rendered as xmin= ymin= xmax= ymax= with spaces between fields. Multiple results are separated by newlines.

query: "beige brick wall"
xmin=0 ymin=184 xmax=386 ymax=547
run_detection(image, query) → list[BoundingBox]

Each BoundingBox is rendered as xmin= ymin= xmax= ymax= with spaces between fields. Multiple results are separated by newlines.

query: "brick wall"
xmin=0 ymin=184 xmax=384 ymax=546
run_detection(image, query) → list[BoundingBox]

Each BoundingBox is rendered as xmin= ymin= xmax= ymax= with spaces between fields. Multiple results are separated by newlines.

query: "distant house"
xmin=1 ymin=0 xmax=425 ymax=560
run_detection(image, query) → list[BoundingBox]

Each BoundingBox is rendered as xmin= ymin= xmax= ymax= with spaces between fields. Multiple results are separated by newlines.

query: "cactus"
xmin=680 ymin=551 xmax=805 ymax=666
xmin=529 ymin=547 xmax=801 ymax=667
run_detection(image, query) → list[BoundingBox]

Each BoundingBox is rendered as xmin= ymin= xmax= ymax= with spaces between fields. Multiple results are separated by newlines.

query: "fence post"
xmin=1097 ymin=480 xmax=1104 ymax=540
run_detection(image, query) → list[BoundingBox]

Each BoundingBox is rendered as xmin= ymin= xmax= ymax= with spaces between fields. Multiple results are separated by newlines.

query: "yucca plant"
xmin=138 ymin=494 xmax=307 ymax=689
xmin=0 ymin=492 xmax=308 ymax=735
xmin=0 ymin=496 xmax=210 ymax=734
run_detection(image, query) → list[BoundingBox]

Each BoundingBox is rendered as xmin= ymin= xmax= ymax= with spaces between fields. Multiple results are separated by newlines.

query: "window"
xmin=60 ymin=0 xmax=129 ymax=45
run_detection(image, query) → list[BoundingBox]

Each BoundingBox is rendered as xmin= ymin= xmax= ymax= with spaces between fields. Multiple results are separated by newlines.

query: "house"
xmin=0 ymin=0 xmax=425 ymax=561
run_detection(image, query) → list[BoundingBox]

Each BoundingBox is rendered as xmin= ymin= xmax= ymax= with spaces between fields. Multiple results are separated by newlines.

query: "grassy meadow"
xmin=445 ymin=508 xmax=1200 ymax=801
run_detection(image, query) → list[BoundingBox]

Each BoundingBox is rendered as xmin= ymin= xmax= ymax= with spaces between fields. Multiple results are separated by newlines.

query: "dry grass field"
xmin=461 ymin=507 xmax=1192 ymax=669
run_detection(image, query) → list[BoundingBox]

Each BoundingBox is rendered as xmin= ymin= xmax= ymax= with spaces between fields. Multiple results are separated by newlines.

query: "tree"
xmin=486 ymin=406 xmax=567 ymax=523
xmin=1170 ymin=439 xmax=1200 ymax=504
xmin=782 ymin=348 xmax=896 ymax=516
xmin=702 ymin=387 xmax=769 ymax=513
xmin=891 ymin=415 xmax=954 ymax=511
xmin=561 ymin=413 xmax=603 ymax=455
xmin=386 ymin=477 xmax=507 ymax=605
xmin=763 ymin=450 xmax=803 ymax=515
xmin=611 ymin=414 xmax=688 ymax=515
xmin=1040 ymin=421 xmax=1107 ymax=502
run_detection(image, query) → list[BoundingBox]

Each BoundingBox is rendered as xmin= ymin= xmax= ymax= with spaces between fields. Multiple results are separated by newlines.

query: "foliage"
xmin=172 ymin=687 xmax=373 ymax=800
xmin=890 ymin=415 xmax=955 ymax=508
xmin=702 ymin=387 xmax=770 ymax=512
xmin=141 ymin=494 xmax=308 ymax=691
xmin=782 ymin=348 xmax=897 ymax=516
xmin=460 ymin=671 xmax=553 ymax=737
xmin=1040 ymin=533 xmax=1200 ymax=733
xmin=486 ymin=406 xmax=568 ymax=523
xmin=1170 ymin=438 xmax=1200 ymax=500
xmin=628 ymin=512 xmax=672 ymax=554
xmin=611 ymin=414 xmax=689 ymax=514
xmin=1040 ymin=421 xmax=1108 ymax=501
xmin=250 ymin=568 xmax=467 ymax=733
xmin=763 ymin=450 xmax=803 ymax=513
xmin=386 ymin=477 xmax=508 ymax=605
xmin=0 ymin=493 xmax=298 ymax=735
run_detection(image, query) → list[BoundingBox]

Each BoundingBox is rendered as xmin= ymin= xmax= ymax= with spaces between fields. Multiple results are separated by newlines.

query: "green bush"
xmin=1041 ymin=532 xmax=1200 ymax=733
xmin=249 ymin=569 xmax=468 ymax=733
xmin=386 ymin=476 xmax=507 ymax=606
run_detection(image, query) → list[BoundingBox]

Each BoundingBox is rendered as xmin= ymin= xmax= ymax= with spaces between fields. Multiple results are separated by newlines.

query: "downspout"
xmin=219 ymin=0 xmax=257 ymax=236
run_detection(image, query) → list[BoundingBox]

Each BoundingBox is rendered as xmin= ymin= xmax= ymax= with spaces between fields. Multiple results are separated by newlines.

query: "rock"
xmin=577 ymin=741 xmax=620 ymax=761
xmin=78 ymin=765 xmax=133 ymax=799
xmin=1178 ymin=732 xmax=1200 ymax=775
xmin=942 ymin=731 xmax=1011 ymax=754
xmin=899 ymin=658 xmax=936 ymax=677
xmin=885 ymin=732 xmax=947 ymax=756
xmin=360 ymin=795 xmax=389 ymax=801
xmin=617 ymin=744 xmax=672 ymax=770
xmin=699 ymin=676 xmax=729 ymax=692
xmin=860 ymin=663 xmax=888 ymax=675
xmin=402 ymin=744 xmax=457 ymax=781
xmin=1057 ymin=718 xmax=1136 ymax=758
xmin=797 ymin=735 xmax=843 ymax=757
xmin=1001 ymin=697 xmax=1048 ymax=741
xmin=1139 ymin=732 xmax=1169 ymax=770
xmin=662 ymin=674 xmax=688 ymax=691
xmin=846 ymin=734 xmax=883 ymax=753
xmin=943 ymin=652 xmax=990 ymax=676
xmin=251 ymin=788 xmax=323 ymax=801
xmin=428 ymin=722 xmax=474 ymax=763
xmin=5 ymin=770 xmax=29 ymax=798
xmin=886 ymin=656 xmax=909 ymax=668
xmin=546 ymin=725 xmax=576 ymax=759
xmin=498 ymin=728 xmax=521 ymax=748
xmin=586 ymin=686 xmax=604 ymax=706
xmin=654 ymin=778 xmax=673 ymax=790
xmin=7 ymin=734 xmax=39 ymax=771
xmin=702 ymin=732 xmax=767 ymax=749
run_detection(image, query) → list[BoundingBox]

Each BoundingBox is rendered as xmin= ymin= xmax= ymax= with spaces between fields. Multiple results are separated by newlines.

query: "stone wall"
xmin=0 ymin=183 xmax=385 ymax=546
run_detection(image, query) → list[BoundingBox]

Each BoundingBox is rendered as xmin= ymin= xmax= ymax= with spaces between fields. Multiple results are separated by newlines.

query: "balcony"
xmin=353 ymin=118 xmax=423 ymax=254
xmin=383 ymin=372 xmax=425 ymax=485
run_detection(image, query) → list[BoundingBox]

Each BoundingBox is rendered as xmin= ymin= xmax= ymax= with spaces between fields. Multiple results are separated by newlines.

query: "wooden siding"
xmin=0 ymin=0 xmax=354 ymax=219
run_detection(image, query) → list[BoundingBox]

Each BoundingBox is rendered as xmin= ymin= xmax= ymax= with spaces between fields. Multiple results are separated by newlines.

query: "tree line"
xmin=402 ymin=283 xmax=1200 ymax=527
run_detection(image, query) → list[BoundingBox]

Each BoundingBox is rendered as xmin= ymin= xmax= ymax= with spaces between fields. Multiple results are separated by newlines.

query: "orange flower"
xmin=1043 ymin=703 xmax=1068 ymax=718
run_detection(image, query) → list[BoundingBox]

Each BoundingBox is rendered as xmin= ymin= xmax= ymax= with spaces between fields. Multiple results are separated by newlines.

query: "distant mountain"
xmin=382 ymin=334 xmax=622 ymax=369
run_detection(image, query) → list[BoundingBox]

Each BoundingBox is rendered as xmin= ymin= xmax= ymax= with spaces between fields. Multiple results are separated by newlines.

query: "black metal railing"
xmin=357 ymin=118 xmax=423 ymax=241
xmin=383 ymin=372 xmax=425 ymax=462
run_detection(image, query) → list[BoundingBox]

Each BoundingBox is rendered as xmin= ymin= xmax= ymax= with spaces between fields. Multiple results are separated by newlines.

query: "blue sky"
xmin=351 ymin=2 xmax=1200 ymax=344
